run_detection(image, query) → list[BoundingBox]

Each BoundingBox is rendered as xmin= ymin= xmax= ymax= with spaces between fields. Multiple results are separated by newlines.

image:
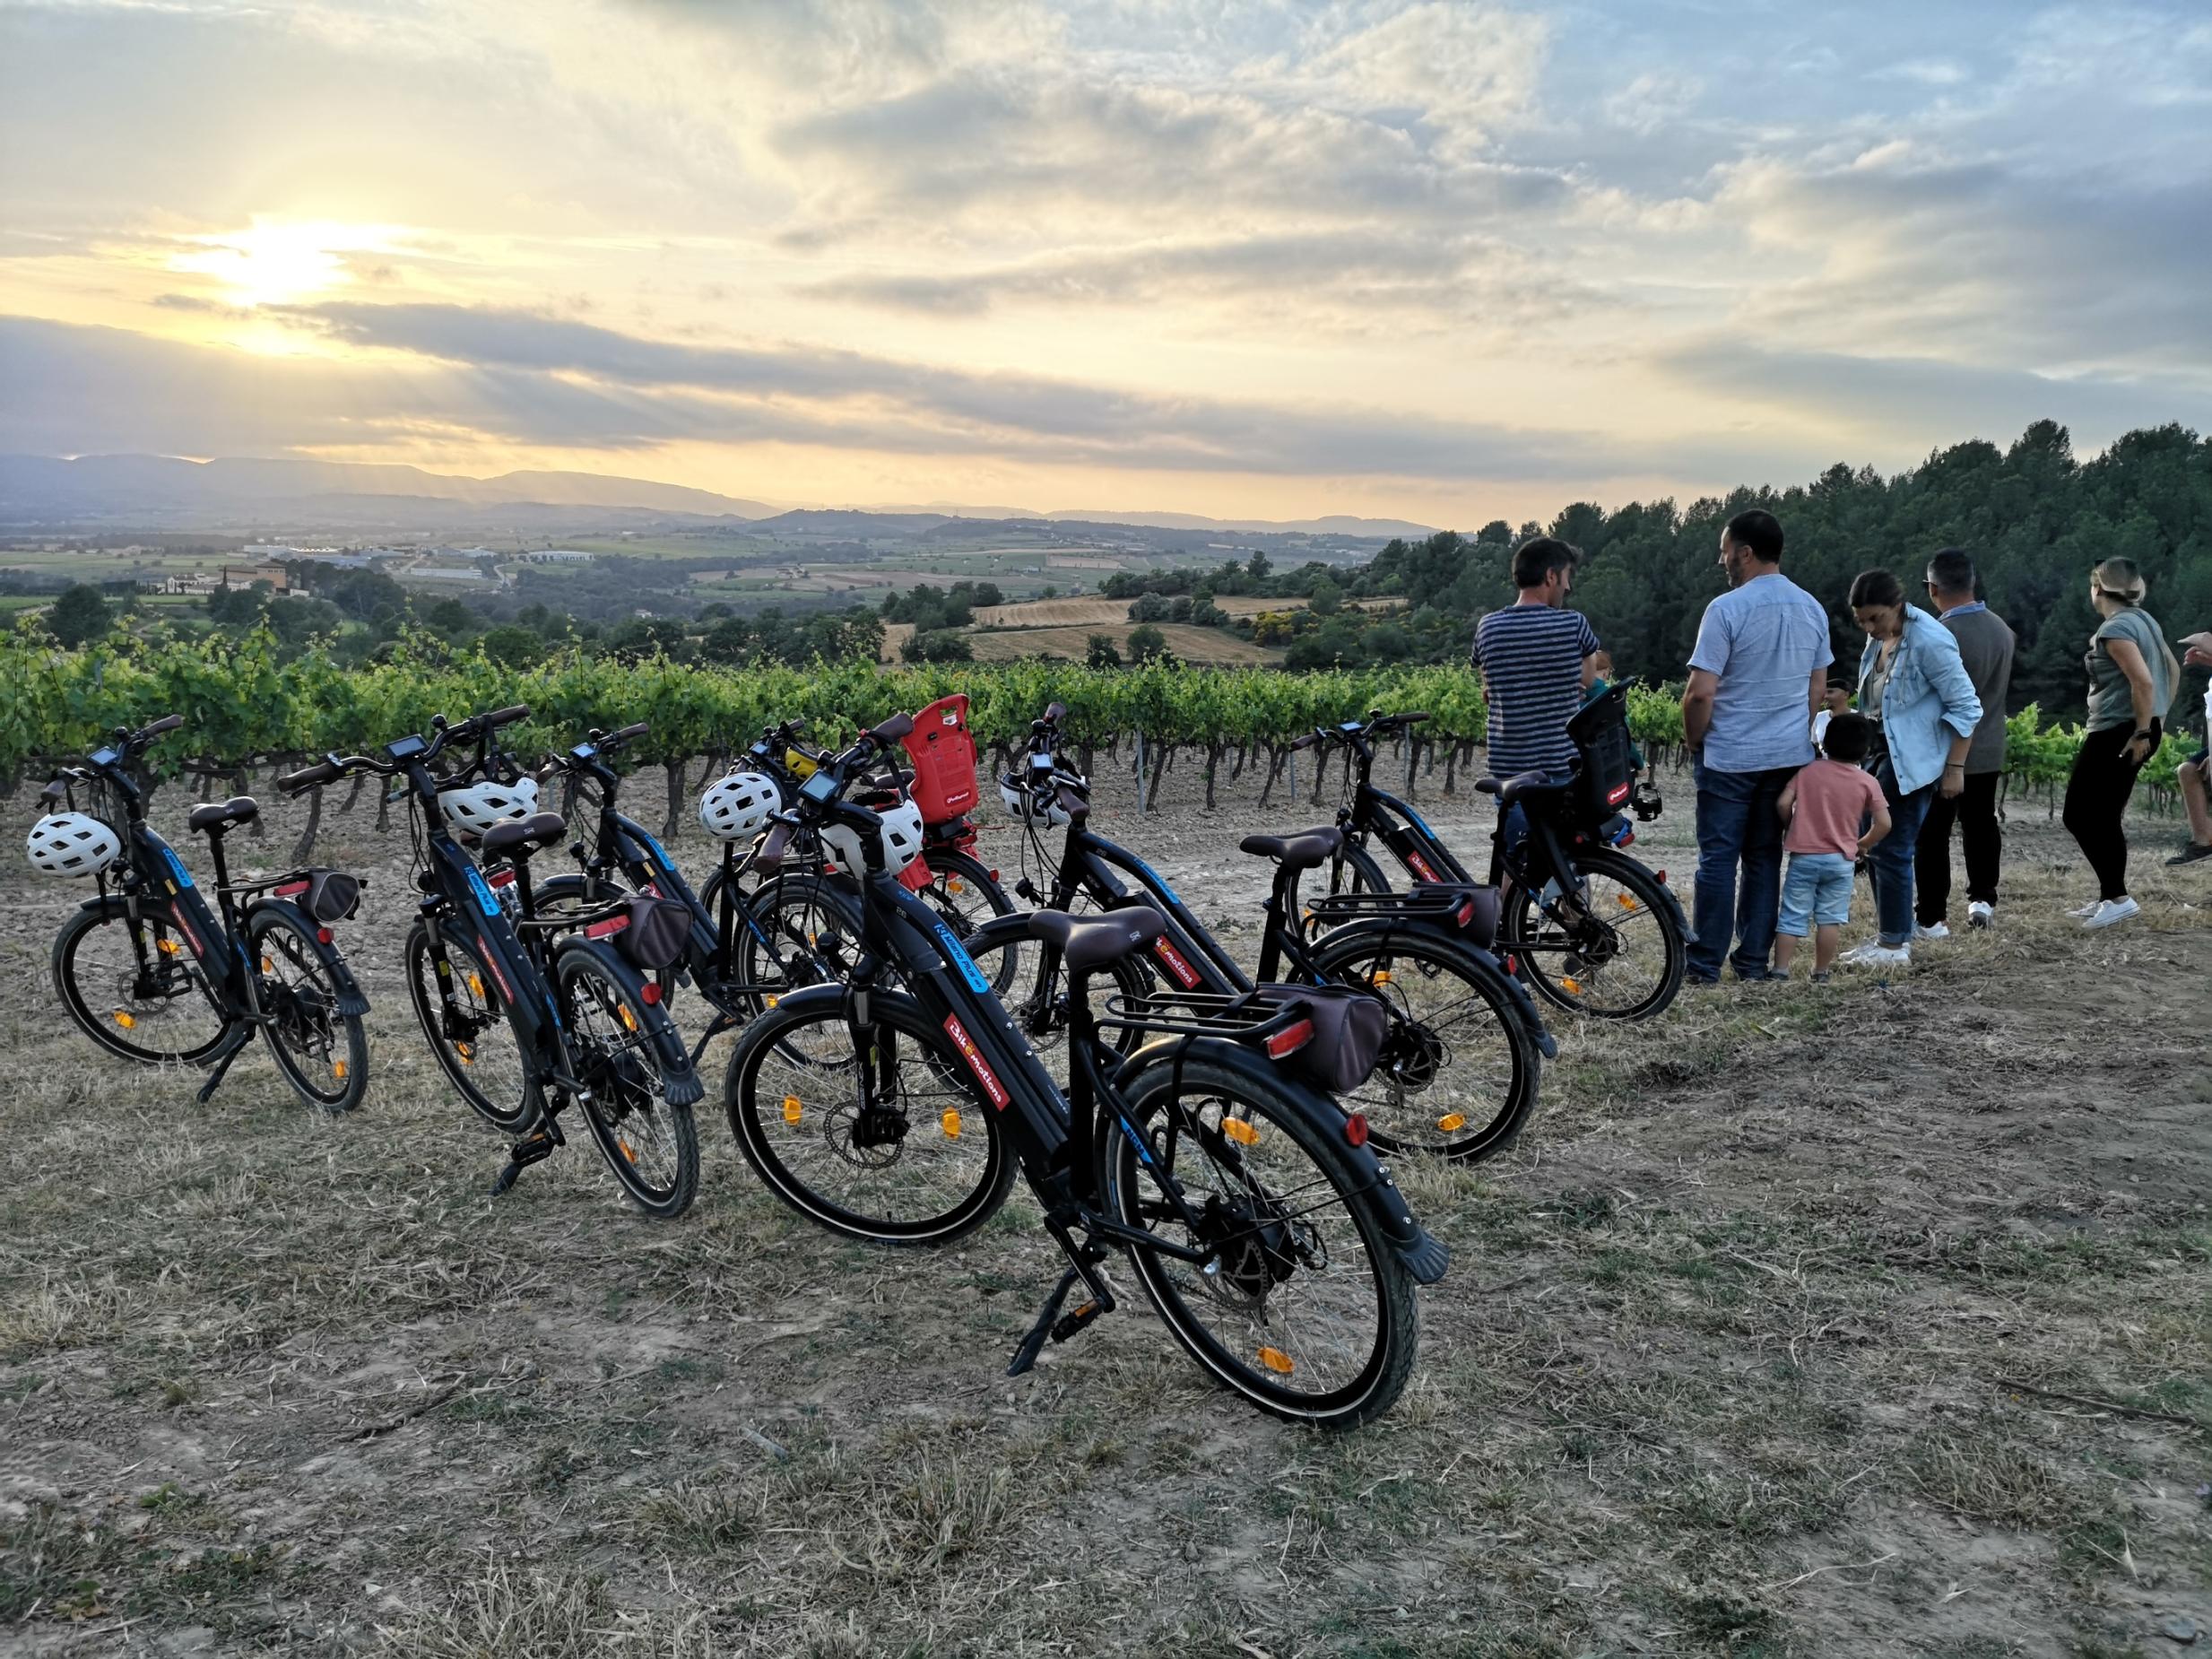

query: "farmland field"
xmin=1 ymin=752 xmax=2206 ymax=1656
xmin=965 ymin=621 xmax=1285 ymax=664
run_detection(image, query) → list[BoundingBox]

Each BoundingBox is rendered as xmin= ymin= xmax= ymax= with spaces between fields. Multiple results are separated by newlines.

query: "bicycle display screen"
xmin=799 ymin=769 xmax=839 ymax=804
xmin=90 ymin=747 xmax=119 ymax=767
xmin=571 ymin=743 xmax=597 ymax=760
xmin=386 ymin=734 xmax=429 ymax=760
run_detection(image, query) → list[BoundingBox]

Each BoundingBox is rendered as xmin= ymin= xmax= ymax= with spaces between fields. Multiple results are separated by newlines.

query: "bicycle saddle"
xmin=1476 ymin=771 xmax=1572 ymax=807
xmin=187 ymin=795 xmax=259 ymax=834
xmin=1237 ymin=826 xmax=1342 ymax=870
xmin=1027 ymin=907 xmax=1165 ymax=973
xmin=480 ymin=811 xmax=568 ymax=857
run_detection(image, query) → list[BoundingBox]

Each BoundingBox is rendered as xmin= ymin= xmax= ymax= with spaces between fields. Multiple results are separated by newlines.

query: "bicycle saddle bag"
xmin=615 ymin=893 xmax=691 ymax=971
xmin=1257 ymin=984 xmax=1388 ymax=1096
xmin=273 ymin=868 xmax=361 ymax=923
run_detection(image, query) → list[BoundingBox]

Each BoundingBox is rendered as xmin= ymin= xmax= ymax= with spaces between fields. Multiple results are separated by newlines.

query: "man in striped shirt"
xmin=1472 ymin=537 xmax=1603 ymax=848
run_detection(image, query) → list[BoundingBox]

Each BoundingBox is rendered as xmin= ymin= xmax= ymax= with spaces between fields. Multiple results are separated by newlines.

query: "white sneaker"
xmin=1839 ymin=942 xmax=1911 ymax=968
xmin=2082 ymin=897 xmax=2139 ymax=930
xmin=1913 ymin=922 xmax=1951 ymax=942
xmin=1967 ymin=902 xmax=1993 ymax=929
xmin=2066 ymin=899 xmax=2103 ymax=918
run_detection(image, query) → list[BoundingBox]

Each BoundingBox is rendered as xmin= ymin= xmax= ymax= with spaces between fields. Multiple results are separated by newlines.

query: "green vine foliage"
xmin=3 ymin=624 xmax=2195 ymax=810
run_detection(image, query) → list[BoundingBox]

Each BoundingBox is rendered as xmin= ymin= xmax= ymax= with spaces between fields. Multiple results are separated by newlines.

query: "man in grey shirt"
xmin=1679 ymin=508 xmax=1834 ymax=983
xmin=1913 ymin=548 xmax=2016 ymax=935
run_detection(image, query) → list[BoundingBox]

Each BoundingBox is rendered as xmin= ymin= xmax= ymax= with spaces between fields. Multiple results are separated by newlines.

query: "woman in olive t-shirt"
xmin=2062 ymin=558 xmax=2177 ymax=928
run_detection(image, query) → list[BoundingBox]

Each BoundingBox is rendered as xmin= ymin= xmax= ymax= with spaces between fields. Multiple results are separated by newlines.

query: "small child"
xmin=1774 ymin=713 xmax=1891 ymax=979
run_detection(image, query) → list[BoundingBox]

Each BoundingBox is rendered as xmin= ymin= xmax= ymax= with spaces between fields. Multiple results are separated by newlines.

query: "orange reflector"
xmin=619 ymin=1004 xmax=638 ymax=1033
xmin=1264 ymin=1019 xmax=1314 ymax=1060
xmin=1560 ymin=977 xmax=1583 ymax=995
xmin=948 ymin=879 xmax=966 ymax=895
xmin=158 ymin=938 xmax=180 ymax=956
xmin=941 ymin=1108 xmax=963 ymax=1139
xmin=1222 ymin=1116 xmax=1261 ymax=1147
xmin=764 ymin=994 xmax=778 ymax=1010
xmin=261 ymin=956 xmax=273 ymax=973
xmin=1437 ymin=1112 xmax=1468 ymax=1133
xmin=455 ymin=1042 xmax=473 ymax=1065
xmin=333 ymin=1060 xmax=347 ymax=1081
xmin=783 ymin=1095 xmax=802 ymax=1125
xmin=113 ymin=1010 xmax=136 ymax=1029
xmin=468 ymin=973 xmax=484 ymax=999
xmin=1617 ymin=894 xmax=1639 ymax=911
xmin=1368 ymin=969 xmax=1391 ymax=986
xmin=618 ymin=1138 xmax=638 ymax=1164
xmin=1258 ymin=1346 xmax=1294 ymax=1375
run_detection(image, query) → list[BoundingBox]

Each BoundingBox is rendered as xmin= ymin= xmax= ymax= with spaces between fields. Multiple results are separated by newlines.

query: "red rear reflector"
xmin=586 ymin=914 xmax=630 ymax=940
xmin=489 ymin=869 xmax=516 ymax=889
xmin=1344 ymin=1111 xmax=1369 ymax=1148
xmin=989 ymin=869 xmax=999 ymax=882
xmin=1504 ymin=953 xmax=1518 ymax=974
xmin=1265 ymin=1018 xmax=1314 ymax=1059
xmin=274 ymin=880 xmax=309 ymax=898
xmin=1454 ymin=899 xmax=1475 ymax=926
xmin=316 ymin=927 xmax=334 ymax=944
xmin=1655 ymin=869 xmax=1668 ymax=884
xmin=639 ymin=981 xmax=662 ymax=1005
xmin=1607 ymin=781 xmax=1631 ymax=804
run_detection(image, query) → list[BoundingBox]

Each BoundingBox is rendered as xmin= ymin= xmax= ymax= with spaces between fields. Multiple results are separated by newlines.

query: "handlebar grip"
xmin=1401 ymin=710 xmax=1431 ymax=725
xmin=1290 ymin=732 xmax=1319 ymax=752
xmin=1044 ymin=701 xmax=1067 ymax=723
xmin=142 ymin=714 xmax=186 ymax=738
xmin=480 ymin=704 xmax=531 ymax=729
xmin=753 ymin=821 xmax=795 ymax=873
xmin=39 ymin=777 xmax=67 ymax=804
xmin=612 ymin=721 xmax=648 ymax=742
xmin=278 ymin=757 xmax=343 ymax=793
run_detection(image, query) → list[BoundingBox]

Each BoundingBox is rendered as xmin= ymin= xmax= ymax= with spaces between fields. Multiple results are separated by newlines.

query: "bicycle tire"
xmin=1307 ymin=924 xmax=1541 ymax=1162
xmin=402 ymin=916 xmax=542 ymax=1133
xmin=244 ymin=905 xmax=368 ymax=1112
xmin=723 ymin=988 xmax=1015 ymax=1245
xmin=1099 ymin=1046 xmax=1419 ymax=1429
xmin=1501 ymin=847 xmax=1685 ymax=1021
xmin=51 ymin=898 xmax=233 ymax=1065
xmin=554 ymin=940 xmax=699 ymax=1219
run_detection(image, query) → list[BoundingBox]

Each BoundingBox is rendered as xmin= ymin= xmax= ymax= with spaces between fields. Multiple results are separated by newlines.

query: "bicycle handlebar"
xmin=276 ymin=757 xmax=347 ymax=794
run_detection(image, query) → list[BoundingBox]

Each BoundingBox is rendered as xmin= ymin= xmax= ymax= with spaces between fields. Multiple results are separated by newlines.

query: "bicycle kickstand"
xmin=491 ymin=1115 xmax=564 ymax=1195
xmin=1006 ymin=1237 xmax=1115 ymax=1377
xmin=194 ymin=1028 xmax=254 ymax=1105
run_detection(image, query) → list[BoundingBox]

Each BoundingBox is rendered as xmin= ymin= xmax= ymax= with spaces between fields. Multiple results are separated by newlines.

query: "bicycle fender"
xmin=245 ymin=896 xmax=372 ymax=1017
xmin=963 ymin=911 xmax=1033 ymax=960
xmin=554 ymin=934 xmax=705 ymax=1107
xmin=1115 ymin=1033 xmax=1451 ymax=1288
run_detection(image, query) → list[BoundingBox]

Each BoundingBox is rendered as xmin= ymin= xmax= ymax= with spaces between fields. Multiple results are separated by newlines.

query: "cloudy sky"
xmin=2 ymin=0 xmax=2208 ymax=522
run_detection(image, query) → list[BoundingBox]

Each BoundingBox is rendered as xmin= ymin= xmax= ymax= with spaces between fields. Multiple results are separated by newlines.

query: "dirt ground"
xmin=2 ymin=745 xmax=2208 ymax=1657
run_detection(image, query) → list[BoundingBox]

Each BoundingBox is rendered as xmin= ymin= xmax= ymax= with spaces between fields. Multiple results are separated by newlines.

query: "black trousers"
xmin=1915 ymin=769 xmax=2001 ymax=924
xmin=2062 ymin=725 xmax=2147 ymax=902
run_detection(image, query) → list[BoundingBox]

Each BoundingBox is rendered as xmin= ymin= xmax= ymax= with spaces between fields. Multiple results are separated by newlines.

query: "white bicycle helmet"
xmin=820 ymin=799 xmax=925 ymax=877
xmin=27 ymin=812 xmax=124 ymax=877
xmin=999 ymin=768 xmax=1083 ymax=827
xmin=438 ymin=775 xmax=540 ymax=839
xmin=698 ymin=770 xmax=781 ymax=841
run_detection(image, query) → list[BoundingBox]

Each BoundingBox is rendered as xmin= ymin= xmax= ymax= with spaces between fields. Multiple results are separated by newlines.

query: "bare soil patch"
xmin=2 ymin=754 xmax=2207 ymax=1655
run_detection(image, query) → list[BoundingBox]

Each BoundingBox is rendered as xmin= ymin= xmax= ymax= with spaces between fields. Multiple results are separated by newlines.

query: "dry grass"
xmin=1 ymin=756 xmax=2207 ymax=1655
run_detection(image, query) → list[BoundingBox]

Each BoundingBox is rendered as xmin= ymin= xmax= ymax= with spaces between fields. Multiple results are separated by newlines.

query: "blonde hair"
xmin=2094 ymin=559 xmax=2147 ymax=605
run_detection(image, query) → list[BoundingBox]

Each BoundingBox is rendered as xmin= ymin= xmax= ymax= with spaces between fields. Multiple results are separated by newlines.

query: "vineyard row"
xmin=3 ymin=629 xmax=2195 ymax=859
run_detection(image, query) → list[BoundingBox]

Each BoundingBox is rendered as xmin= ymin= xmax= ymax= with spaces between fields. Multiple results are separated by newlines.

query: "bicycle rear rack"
xmin=1305 ymin=883 xmax=1492 ymax=925
xmin=1097 ymin=987 xmax=1312 ymax=1043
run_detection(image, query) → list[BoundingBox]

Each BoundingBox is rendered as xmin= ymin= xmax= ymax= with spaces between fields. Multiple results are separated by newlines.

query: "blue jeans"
xmin=1689 ymin=760 xmax=1795 ymax=981
xmin=1869 ymin=754 xmax=1934 ymax=946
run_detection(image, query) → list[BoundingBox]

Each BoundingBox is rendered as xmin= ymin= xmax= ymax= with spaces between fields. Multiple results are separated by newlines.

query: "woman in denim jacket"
xmin=1839 ymin=569 xmax=1982 ymax=968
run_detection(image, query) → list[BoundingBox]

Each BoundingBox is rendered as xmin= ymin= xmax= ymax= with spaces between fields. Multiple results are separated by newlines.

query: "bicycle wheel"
xmin=1503 ymin=847 xmax=1685 ymax=1021
xmin=724 ymin=989 xmax=1014 ymax=1244
xmin=1100 ymin=1047 xmax=1418 ymax=1429
xmin=51 ymin=899 xmax=233 ymax=1064
xmin=914 ymin=848 xmax=1021 ymax=995
xmin=554 ymin=942 xmax=699 ymax=1219
xmin=1308 ymin=926 xmax=1541 ymax=1161
xmin=960 ymin=931 xmax=1152 ymax=1084
xmin=1307 ymin=838 xmax=1393 ymax=939
xmin=403 ymin=916 xmax=541 ymax=1132
xmin=244 ymin=906 xmax=368 ymax=1112
xmin=728 ymin=871 xmax=863 ymax=1009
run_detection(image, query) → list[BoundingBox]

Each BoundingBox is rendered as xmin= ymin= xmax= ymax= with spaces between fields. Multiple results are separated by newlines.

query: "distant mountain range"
xmin=0 ymin=454 xmax=1436 ymax=541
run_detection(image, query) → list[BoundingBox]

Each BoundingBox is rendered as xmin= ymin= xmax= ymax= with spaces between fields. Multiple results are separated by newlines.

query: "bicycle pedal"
xmin=1049 ymin=1299 xmax=1106 ymax=1344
